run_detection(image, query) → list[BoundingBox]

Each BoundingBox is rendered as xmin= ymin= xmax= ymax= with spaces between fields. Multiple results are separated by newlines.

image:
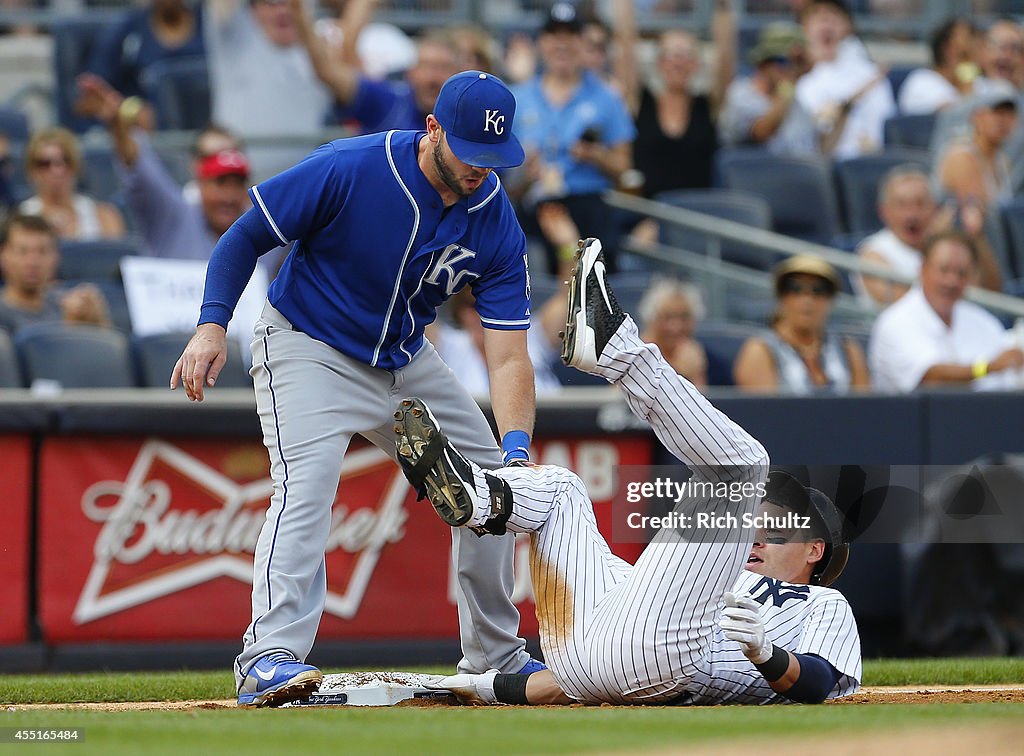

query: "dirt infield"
xmin=7 ymin=685 xmax=1024 ymax=711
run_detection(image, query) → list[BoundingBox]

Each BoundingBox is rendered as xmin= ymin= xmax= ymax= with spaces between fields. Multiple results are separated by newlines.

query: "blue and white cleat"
xmin=237 ymin=652 xmax=323 ymax=708
xmin=517 ymin=658 xmax=548 ymax=675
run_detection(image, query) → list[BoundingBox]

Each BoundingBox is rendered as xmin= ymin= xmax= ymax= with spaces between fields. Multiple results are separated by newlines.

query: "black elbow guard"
xmin=779 ymin=653 xmax=840 ymax=704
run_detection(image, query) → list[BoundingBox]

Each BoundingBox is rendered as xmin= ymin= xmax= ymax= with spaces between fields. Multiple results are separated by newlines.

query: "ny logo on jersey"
xmin=749 ymin=576 xmax=811 ymax=608
xmin=426 ymin=244 xmax=479 ymax=296
xmin=484 ymin=110 xmax=505 ymax=135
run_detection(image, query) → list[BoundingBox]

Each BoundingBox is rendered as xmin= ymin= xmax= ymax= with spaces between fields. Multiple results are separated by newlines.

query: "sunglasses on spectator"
xmin=780 ymin=279 xmax=833 ymax=297
xmin=32 ymin=156 xmax=70 ymax=170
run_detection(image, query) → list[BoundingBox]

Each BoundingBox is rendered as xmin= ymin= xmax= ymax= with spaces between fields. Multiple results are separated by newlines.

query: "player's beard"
xmin=432 ymin=139 xmax=478 ymax=198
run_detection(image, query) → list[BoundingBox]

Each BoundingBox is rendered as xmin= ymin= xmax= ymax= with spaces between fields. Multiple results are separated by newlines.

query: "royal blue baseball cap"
xmin=434 ymin=70 xmax=525 ymax=169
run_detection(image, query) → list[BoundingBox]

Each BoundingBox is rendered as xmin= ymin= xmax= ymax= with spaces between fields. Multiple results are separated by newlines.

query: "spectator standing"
xmin=795 ymin=0 xmax=895 ymax=158
xmin=510 ymin=2 xmax=635 ymax=273
xmin=720 ymin=24 xmax=819 ymax=155
xmin=19 ymin=128 xmax=125 ymax=241
xmin=0 ymin=214 xmax=111 ymax=333
xmin=898 ymin=17 xmax=976 ymax=115
xmin=205 ymin=0 xmax=333 ymax=180
xmin=869 ymin=231 xmax=1024 ymax=392
xmin=734 ymin=255 xmax=869 ymax=394
xmin=85 ymin=0 xmax=206 ymax=127
xmin=312 ymin=0 xmax=417 ymax=80
xmin=292 ymin=0 xmax=458 ymax=135
xmin=76 ymin=74 xmax=275 ymax=272
xmin=614 ymin=0 xmax=734 ymax=197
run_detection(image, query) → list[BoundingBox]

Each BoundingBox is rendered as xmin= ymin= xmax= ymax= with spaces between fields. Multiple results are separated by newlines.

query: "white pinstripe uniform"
xmin=484 ymin=316 xmax=861 ymax=703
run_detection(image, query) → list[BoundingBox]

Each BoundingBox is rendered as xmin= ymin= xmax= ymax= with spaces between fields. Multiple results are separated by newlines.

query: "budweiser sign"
xmin=73 ymin=440 xmax=408 ymax=624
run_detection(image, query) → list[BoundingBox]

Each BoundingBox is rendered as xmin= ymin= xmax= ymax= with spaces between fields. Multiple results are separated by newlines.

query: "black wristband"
xmin=753 ymin=644 xmax=789 ymax=682
xmin=493 ymin=673 xmax=531 ymax=704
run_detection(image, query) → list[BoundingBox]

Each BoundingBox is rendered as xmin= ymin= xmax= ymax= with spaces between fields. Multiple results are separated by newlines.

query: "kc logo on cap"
xmin=434 ymin=71 xmax=525 ymax=169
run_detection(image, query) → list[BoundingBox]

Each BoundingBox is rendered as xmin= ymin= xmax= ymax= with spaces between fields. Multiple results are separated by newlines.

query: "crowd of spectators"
xmin=0 ymin=0 xmax=1023 ymax=394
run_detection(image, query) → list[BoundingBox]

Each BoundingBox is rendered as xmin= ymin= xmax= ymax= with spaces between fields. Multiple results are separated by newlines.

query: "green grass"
xmin=0 ymin=660 xmax=1021 ymax=755
xmin=1 ymin=704 xmax=1022 ymax=755
xmin=2 ymin=659 xmax=1022 ymax=706
xmin=862 ymin=657 xmax=1024 ymax=686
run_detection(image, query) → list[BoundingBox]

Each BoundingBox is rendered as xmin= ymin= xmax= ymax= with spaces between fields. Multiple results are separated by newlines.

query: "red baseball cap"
xmin=196 ymin=149 xmax=250 ymax=180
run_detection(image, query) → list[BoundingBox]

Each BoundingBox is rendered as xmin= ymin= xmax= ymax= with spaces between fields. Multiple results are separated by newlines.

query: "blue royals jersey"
xmin=249 ymin=130 xmax=530 ymax=370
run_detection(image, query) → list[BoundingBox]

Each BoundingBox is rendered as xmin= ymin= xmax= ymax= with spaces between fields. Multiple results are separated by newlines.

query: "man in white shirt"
xmin=795 ymin=0 xmax=895 ymax=159
xmin=899 ymin=17 xmax=975 ymax=116
xmin=869 ymin=231 xmax=1024 ymax=392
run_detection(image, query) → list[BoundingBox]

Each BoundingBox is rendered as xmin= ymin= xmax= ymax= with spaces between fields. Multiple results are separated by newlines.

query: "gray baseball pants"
xmin=234 ymin=301 xmax=529 ymax=688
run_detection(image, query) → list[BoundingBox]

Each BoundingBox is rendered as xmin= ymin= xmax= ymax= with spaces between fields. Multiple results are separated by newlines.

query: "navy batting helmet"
xmin=762 ymin=471 xmax=850 ymax=587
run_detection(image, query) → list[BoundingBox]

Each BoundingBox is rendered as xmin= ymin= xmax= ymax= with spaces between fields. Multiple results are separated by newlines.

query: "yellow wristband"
xmin=556 ymin=243 xmax=576 ymax=262
xmin=971 ymin=360 xmax=989 ymax=379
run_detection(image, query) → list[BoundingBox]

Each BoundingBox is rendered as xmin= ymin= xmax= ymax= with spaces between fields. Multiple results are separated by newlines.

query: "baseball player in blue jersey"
xmin=170 ymin=70 xmax=542 ymax=707
xmin=394 ymin=238 xmax=861 ymax=706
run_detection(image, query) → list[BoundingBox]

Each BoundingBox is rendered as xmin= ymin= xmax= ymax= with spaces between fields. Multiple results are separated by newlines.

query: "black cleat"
xmin=561 ymin=237 xmax=625 ymax=372
xmin=393 ymin=398 xmax=513 ymax=536
xmin=394 ymin=398 xmax=477 ymax=527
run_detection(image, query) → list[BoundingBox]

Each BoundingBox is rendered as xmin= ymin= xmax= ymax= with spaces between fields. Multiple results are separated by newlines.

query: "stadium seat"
xmin=60 ymin=279 xmax=133 ymax=334
xmin=606 ymin=271 xmax=654 ymax=316
xmin=57 ymin=238 xmax=140 ymax=283
xmin=0 ymin=329 xmax=22 ymax=387
xmin=142 ymin=56 xmax=211 ymax=131
xmin=550 ymin=357 xmax=607 ymax=387
xmin=0 ymin=105 xmax=29 ymax=144
xmin=15 ymin=322 xmax=135 ymax=388
xmin=654 ymin=188 xmax=777 ymax=270
xmin=886 ymin=64 xmax=917 ymax=103
xmin=999 ymin=199 xmax=1024 ymax=281
xmin=715 ymin=151 xmax=841 ymax=244
xmin=133 ymin=331 xmax=252 ymax=388
xmin=833 ymin=149 xmax=931 ymax=236
xmin=883 ymin=113 xmax=937 ymax=151
xmin=80 ymin=144 xmax=122 ymax=203
xmin=51 ymin=16 xmax=111 ymax=133
xmin=695 ymin=321 xmax=763 ymax=387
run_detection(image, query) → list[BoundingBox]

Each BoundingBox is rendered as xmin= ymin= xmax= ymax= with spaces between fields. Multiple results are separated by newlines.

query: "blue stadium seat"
xmin=51 ymin=16 xmax=111 ymax=133
xmin=0 ymin=105 xmax=29 ymax=144
xmin=999 ymin=199 xmax=1024 ymax=281
xmin=886 ymin=64 xmax=917 ymax=103
xmin=883 ymin=113 xmax=937 ymax=151
xmin=833 ymin=149 xmax=931 ymax=236
xmin=550 ymin=357 xmax=607 ymax=387
xmin=142 ymin=56 xmax=211 ymax=131
xmin=654 ymin=188 xmax=777 ymax=270
xmin=57 ymin=238 xmax=140 ymax=283
xmin=133 ymin=331 xmax=251 ymax=388
xmin=80 ymin=144 xmax=122 ymax=203
xmin=15 ymin=322 xmax=135 ymax=388
xmin=60 ymin=279 xmax=133 ymax=334
xmin=716 ymin=151 xmax=841 ymax=244
xmin=0 ymin=329 xmax=22 ymax=387
xmin=606 ymin=270 xmax=654 ymax=316
xmin=696 ymin=321 xmax=763 ymax=387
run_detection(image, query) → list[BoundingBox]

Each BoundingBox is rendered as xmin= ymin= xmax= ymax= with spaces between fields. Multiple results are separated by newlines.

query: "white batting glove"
xmin=720 ymin=591 xmax=773 ymax=664
xmin=425 ymin=670 xmax=498 ymax=705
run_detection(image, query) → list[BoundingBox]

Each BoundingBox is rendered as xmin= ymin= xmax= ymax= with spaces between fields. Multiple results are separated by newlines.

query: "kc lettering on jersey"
xmin=249 ymin=130 xmax=530 ymax=370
